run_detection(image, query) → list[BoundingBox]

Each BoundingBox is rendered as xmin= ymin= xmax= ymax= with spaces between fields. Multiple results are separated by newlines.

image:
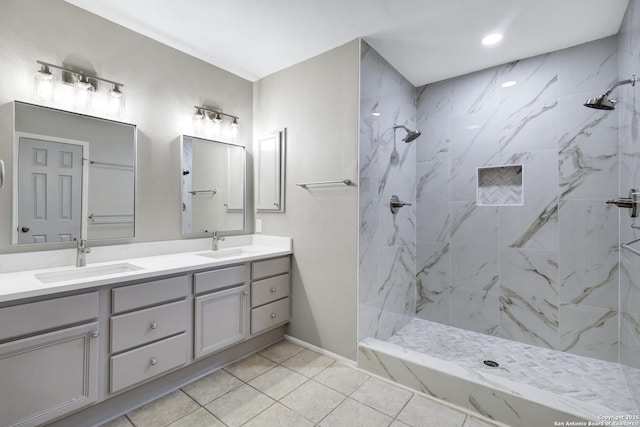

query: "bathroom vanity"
xmin=0 ymin=236 xmax=291 ymax=427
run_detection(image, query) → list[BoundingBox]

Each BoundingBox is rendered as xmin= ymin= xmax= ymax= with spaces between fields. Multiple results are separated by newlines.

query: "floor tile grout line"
xmin=180 ymin=374 xmax=245 ymax=407
xmin=390 ymin=392 xmax=416 ymax=425
xmin=277 ymin=377 xmax=349 ymax=425
xmin=115 ymin=339 xmax=505 ymax=427
xmin=200 ymin=403 xmax=230 ymax=426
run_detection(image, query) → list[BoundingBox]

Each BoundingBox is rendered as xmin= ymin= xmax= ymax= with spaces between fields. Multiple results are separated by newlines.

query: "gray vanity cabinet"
xmin=193 ymin=265 xmax=249 ymax=359
xmin=109 ymin=275 xmax=190 ymax=393
xmin=250 ymin=257 xmax=291 ymax=335
xmin=0 ymin=293 xmax=99 ymax=427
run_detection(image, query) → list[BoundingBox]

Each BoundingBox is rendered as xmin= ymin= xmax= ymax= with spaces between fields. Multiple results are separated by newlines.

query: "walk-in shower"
xmin=584 ymin=74 xmax=636 ymax=109
xmin=392 ymin=124 xmax=421 ymax=142
xmin=360 ymin=33 xmax=640 ymax=426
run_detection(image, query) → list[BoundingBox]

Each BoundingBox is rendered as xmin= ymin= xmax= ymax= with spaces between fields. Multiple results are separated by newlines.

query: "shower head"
xmin=583 ymin=94 xmax=616 ymax=110
xmin=584 ymin=75 xmax=637 ymax=110
xmin=393 ymin=124 xmax=422 ymax=143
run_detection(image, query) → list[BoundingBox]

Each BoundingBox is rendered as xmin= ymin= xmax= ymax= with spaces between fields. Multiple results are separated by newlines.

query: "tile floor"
xmin=101 ymin=340 xmax=504 ymax=427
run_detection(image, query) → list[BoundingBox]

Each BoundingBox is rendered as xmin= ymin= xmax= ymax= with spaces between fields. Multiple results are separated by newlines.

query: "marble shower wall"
xmin=416 ymin=36 xmax=621 ymax=363
xmin=619 ymin=0 xmax=640 ymax=409
xmin=359 ymin=41 xmax=417 ymax=341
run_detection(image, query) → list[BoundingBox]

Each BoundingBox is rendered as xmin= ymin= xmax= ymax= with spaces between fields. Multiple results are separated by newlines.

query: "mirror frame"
xmin=179 ymin=134 xmax=247 ymax=237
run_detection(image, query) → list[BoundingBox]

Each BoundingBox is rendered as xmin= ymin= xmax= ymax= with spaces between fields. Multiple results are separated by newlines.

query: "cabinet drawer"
xmin=251 ymin=273 xmax=290 ymax=307
xmin=251 ymin=297 xmax=290 ymax=335
xmin=194 ymin=265 xmax=246 ymax=295
xmin=251 ymin=257 xmax=290 ymax=280
xmin=110 ymin=333 xmax=187 ymax=393
xmin=112 ymin=275 xmax=189 ymax=313
xmin=110 ymin=300 xmax=188 ymax=353
xmin=0 ymin=292 xmax=98 ymax=341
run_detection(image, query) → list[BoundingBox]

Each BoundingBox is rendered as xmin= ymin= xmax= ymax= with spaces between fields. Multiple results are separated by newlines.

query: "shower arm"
xmin=603 ymin=75 xmax=637 ymax=97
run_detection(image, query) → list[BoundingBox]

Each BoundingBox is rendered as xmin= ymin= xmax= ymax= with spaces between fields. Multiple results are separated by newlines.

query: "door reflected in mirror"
xmin=13 ymin=101 xmax=136 ymax=245
xmin=180 ymin=135 xmax=246 ymax=235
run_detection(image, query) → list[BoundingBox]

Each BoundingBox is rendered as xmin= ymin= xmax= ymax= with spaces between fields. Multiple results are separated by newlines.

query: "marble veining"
xmin=415 ymin=35 xmax=621 ymax=363
xmin=359 ymin=40 xmax=417 ymax=341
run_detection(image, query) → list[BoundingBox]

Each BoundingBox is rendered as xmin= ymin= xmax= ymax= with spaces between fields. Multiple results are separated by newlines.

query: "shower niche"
xmin=477 ymin=165 xmax=523 ymax=206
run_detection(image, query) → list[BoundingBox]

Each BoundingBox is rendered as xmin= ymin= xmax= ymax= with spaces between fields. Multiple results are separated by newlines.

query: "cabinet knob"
xmin=150 ymin=322 xmax=158 ymax=329
xmin=90 ymin=330 xmax=100 ymax=338
xmin=150 ymin=357 xmax=158 ymax=366
xmin=270 ymin=313 xmax=277 ymax=319
xmin=274 ymin=202 xmax=279 ymax=207
xmin=242 ymin=290 xmax=249 ymax=296
xmin=270 ymin=288 xmax=277 ymax=293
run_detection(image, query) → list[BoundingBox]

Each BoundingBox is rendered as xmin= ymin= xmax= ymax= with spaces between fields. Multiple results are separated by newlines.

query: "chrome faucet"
xmin=212 ymin=231 xmax=225 ymax=251
xmin=76 ymin=239 xmax=91 ymax=267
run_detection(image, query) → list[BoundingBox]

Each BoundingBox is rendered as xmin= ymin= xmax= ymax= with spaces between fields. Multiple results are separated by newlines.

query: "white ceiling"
xmin=64 ymin=0 xmax=629 ymax=87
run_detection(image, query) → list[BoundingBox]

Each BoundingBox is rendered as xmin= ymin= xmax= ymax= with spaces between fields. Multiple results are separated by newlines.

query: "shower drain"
xmin=483 ymin=360 xmax=499 ymax=368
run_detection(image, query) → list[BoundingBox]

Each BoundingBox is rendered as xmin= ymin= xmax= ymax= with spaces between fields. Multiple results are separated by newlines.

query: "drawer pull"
xmin=242 ymin=290 xmax=249 ymax=296
xmin=270 ymin=288 xmax=277 ymax=293
xmin=91 ymin=330 xmax=100 ymax=338
xmin=150 ymin=357 xmax=158 ymax=366
xmin=270 ymin=313 xmax=276 ymax=319
xmin=150 ymin=322 xmax=158 ymax=329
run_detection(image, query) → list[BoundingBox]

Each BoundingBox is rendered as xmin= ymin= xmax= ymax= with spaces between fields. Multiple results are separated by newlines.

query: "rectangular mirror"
xmin=13 ymin=101 xmax=136 ymax=245
xmin=180 ymin=135 xmax=246 ymax=235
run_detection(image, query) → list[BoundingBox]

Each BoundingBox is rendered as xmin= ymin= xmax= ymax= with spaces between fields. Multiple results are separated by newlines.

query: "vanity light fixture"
xmin=33 ymin=60 xmax=125 ymax=117
xmin=193 ymin=106 xmax=239 ymax=127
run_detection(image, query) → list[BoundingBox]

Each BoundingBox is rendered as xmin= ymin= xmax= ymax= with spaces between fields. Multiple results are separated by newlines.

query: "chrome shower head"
xmin=584 ymin=75 xmax=637 ymax=110
xmin=393 ymin=124 xmax=422 ymax=143
xmin=584 ymin=94 xmax=616 ymax=110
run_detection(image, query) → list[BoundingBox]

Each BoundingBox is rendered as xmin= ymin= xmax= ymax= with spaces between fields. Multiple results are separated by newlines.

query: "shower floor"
xmin=388 ymin=319 xmax=637 ymax=415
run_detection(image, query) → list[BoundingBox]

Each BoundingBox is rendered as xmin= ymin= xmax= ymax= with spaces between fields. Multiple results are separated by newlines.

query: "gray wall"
xmin=0 ymin=0 xmax=253 ymax=252
xmin=253 ymin=41 xmax=360 ymax=359
xmin=416 ymin=36 xmax=621 ymax=363
xmin=358 ymin=41 xmax=417 ymax=342
xmin=618 ymin=0 xmax=640 ymax=408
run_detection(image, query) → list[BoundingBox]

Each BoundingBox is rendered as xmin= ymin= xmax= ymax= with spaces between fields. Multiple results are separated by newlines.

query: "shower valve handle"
xmin=607 ymin=189 xmax=639 ymax=217
xmin=390 ymin=195 xmax=412 ymax=214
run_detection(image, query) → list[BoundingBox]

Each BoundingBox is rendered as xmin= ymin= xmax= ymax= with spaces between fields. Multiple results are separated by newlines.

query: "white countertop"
xmin=0 ymin=235 xmax=292 ymax=303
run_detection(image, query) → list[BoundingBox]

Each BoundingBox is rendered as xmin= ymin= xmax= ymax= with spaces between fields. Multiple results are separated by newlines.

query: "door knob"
xmin=20 ymin=226 xmax=30 ymax=233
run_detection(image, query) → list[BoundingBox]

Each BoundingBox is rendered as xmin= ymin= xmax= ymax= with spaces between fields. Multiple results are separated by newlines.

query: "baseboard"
xmin=284 ymin=334 xmax=357 ymax=367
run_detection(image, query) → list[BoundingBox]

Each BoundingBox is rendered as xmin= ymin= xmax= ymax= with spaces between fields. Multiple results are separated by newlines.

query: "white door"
xmin=18 ymin=137 xmax=83 ymax=244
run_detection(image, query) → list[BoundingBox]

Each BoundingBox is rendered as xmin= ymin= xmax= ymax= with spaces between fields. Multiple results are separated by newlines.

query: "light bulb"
xmin=108 ymin=85 xmax=124 ymax=117
xmin=34 ymin=65 xmax=54 ymax=102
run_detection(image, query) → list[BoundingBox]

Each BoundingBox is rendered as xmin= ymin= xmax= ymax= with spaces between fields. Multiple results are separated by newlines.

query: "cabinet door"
xmin=194 ymin=285 xmax=248 ymax=359
xmin=255 ymin=130 xmax=285 ymax=212
xmin=0 ymin=322 xmax=99 ymax=427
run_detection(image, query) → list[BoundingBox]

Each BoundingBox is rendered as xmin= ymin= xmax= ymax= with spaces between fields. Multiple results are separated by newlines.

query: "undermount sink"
xmin=35 ymin=263 xmax=143 ymax=284
xmin=197 ymin=248 xmax=258 ymax=259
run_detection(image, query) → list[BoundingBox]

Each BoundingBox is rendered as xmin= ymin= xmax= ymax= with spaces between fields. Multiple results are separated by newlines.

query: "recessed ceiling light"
xmin=372 ymin=111 xmax=380 ymax=117
xmin=501 ymin=80 xmax=517 ymax=88
xmin=482 ymin=33 xmax=503 ymax=45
